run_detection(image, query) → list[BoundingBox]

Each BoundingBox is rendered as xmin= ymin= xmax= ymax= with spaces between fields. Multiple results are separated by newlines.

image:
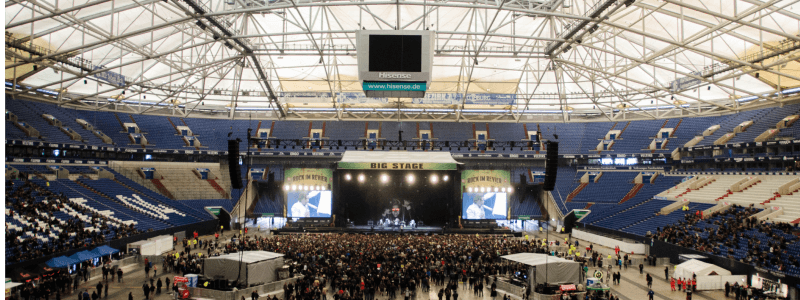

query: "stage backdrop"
xmin=461 ymin=170 xmax=510 ymax=220
xmin=284 ymin=168 xmax=333 ymax=218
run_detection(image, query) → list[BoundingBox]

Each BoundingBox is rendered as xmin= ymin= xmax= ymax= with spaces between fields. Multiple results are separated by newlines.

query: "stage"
xmin=273 ymin=225 xmax=519 ymax=236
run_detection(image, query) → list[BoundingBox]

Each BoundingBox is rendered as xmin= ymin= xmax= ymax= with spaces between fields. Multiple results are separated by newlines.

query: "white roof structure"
xmin=502 ymin=252 xmax=582 ymax=284
xmin=206 ymin=250 xmax=285 ymax=263
xmin=6 ymin=0 xmax=800 ymax=122
xmin=674 ymin=259 xmax=731 ymax=279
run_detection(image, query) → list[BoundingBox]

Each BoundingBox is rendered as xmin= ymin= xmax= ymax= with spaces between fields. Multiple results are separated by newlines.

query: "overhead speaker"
xmin=543 ymin=141 xmax=559 ymax=191
xmin=267 ymin=172 xmax=275 ymax=183
xmin=228 ymin=140 xmax=243 ymax=189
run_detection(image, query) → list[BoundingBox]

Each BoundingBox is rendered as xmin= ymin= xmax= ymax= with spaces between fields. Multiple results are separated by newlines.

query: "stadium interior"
xmin=6 ymin=0 xmax=800 ymax=299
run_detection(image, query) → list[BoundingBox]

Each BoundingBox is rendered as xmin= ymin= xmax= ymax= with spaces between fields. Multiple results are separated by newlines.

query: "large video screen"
xmin=368 ymin=35 xmax=422 ymax=72
xmin=287 ymin=191 xmax=332 ymax=218
xmin=462 ymin=192 xmax=508 ymax=220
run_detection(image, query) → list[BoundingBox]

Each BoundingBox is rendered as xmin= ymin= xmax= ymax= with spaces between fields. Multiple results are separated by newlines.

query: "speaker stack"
xmin=543 ymin=141 xmax=558 ymax=191
xmin=228 ymin=140 xmax=243 ymax=189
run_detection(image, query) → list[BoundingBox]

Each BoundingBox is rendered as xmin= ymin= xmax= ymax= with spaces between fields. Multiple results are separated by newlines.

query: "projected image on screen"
xmin=462 ymin=192 xmax=508 ymax=220
xmin=287 ymin=191 xmax=332 ymax=218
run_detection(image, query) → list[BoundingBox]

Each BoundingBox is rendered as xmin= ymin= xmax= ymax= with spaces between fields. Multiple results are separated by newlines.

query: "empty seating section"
xmin=105 ymin=169 xmax=217 ymax=220
xmin=512 ymin=193 xmax=543 ymax=217
xmin=7 ymin=97 xmax=800 ymax=154
xmin=552 ymin=167 xmax=580 ymax=214
xmin=538 ymin=123 xmax=584 ymax=153
xmin=6 ymin=99 xmax=75 ymax=144
xmin=583 ymin=178 xmax=676 ymax=225
xmin=149 ymin=167 xmax=224 ymax=200
xmin=696 ymin=110 xmax=763 ymax=146
xmin=612 ymin=120 xmax=662 ymax=153
xmin=133 ymin=114 xmax=186 ymax=148
xmin=325 ymin=121 xmax=366 ymax=150
xmin=570 ymin=172 xmax=638 ymax=203
xmin=252 ymin=194 xmax=282 ymax=214
xmin=622 ymin=202 xmax=716 ymax=236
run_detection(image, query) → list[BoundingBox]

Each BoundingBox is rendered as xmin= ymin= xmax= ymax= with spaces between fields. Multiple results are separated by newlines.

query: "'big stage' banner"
xmin=284 ymin=168 xmax=333 ymax=190
xmin=460 ymin=170 xmax=510 ymax=191
xmin=337 ymin=162 xmax=457 ymax=170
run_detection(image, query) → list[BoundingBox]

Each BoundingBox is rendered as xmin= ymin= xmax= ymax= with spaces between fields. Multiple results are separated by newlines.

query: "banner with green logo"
xmin=460 ymin=170 xmax=510 ymax=191
xmin=285 ymin=168 xmax=333 ymax=189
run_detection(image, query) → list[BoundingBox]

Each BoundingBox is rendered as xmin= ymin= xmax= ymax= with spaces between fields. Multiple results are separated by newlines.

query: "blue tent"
xmin=69 ymin=250 xmax=98 ymax=262
xmin=45 ymin=256 xmax=78 ymax=268
xmin=92 ymin=245 xmax=119 ymax=257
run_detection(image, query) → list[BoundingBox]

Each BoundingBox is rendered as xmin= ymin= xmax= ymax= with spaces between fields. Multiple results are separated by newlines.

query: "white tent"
xmin=204 ymin=251 xmax=285 ymax=287
xmin=673 ymin=259 xmax=745 ymax=291
xmin=502 ymin=253 xmax=582 ymax=287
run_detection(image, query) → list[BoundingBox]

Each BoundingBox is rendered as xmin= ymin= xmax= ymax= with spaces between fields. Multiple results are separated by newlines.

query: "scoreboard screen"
xmin=368 ymin=35 xmax=422 ymax=72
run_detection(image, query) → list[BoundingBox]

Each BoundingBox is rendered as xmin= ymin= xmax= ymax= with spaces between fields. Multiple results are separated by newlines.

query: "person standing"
xmin=647 ymin=289 xmax=654 ymax=300
xmin=95 ymin=282 xmax=102 ymax=298
xmin=646 ymin=274 xmax=653 ymax=289
xmin=116 ymin=269 xmax=123 ymax=283
xmin=724 ymin=281 xmax=730 ymax=298
xmin=157 ymin=278 xmax=163 ymax=295
xmin=142 ymin=283 xmax=149 ymax=300
xmin=664 ymin=266 xmax=669 ymax=281
xmin=103 ymin=282 xmax=108 ymax=299
xmin=670 ymin=278 xmax=676 ymax=291
xmin=639 ymin=263 xmax=644 ymax=275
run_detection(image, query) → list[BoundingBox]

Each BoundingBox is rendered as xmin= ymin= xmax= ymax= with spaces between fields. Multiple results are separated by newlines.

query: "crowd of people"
xmin=5 ymin=179 xmax=141 ymax=263
xmin=653 ymin=204 xmax=800 ymax=271
xmin=164 ymin=232 xmax=628 ymax=300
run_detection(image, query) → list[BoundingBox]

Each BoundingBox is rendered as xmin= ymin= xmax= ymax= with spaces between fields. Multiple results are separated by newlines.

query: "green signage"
xmin=518 ymin=215 xmax=531 ymax=220
xmin=262 ymin=213 xmax=275 ymax=217
xmin=207 ymin=208 xmax=221 ymax=216
xmin=574 ymin=210 xmax=589 ymax=220
xmin=362 ymin=81 xmax=426 ymax=91
xmin=337 ymin=162 xmax=457 ymax=170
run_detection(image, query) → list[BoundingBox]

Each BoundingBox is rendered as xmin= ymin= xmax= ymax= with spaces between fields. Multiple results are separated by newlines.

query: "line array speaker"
xmin=228 ymin=140 xmax=243 ymax=189
xmin=543 ymin=141 xmax=558 ymax=191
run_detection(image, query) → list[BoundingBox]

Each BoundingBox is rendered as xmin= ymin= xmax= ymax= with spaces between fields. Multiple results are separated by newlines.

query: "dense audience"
xmin=5 ymin=179 xmax=141 ymax=264
xmin=162 ymin=233 xmax=622 ymax=300
xmin=654 ymin=204 xmax=800 ymax=270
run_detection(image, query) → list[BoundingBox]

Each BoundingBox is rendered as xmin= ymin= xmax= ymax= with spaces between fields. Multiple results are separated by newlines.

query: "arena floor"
xmin=67 ymin=230 xmax=733 ymax=300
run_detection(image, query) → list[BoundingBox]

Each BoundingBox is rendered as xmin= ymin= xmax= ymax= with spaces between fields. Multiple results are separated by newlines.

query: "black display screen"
xmin=368 ymin=35 xmax=422 ymax=72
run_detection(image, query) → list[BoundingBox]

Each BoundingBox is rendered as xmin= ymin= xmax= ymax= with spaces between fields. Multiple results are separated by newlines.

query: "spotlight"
xmin=345 ymin=174 xmax=352 ymax=181
xmin=501 ymin=187 xmax=507 ymax=193
xmin=407 ymin=174 xmax=415 ymax=184
xmin=358 ymin=174 xmax=365 ymax=183
xmin=468 ymin=187 xmax=473 ymax=193
xmin=507 ymin=187 xmax=513 ymax=194
xmin=291 ymin=185 xmax=297 ymax=190
xmin=494 ymin=187 xmax=499 ymax=192
xmin=303 ymin=185 xmax=308 ymax=191
xmin=443 ymin=175 xmax=449 ymax=182
xmin=381 ymin=174 xmax=389 ymax=183
xmin=284 ymin=185 xmax=289 ymax=191
xmin=480 ymin=187 xmax=485 ymax=192
xmin=430 ymin=175 xmax=438 ymax=184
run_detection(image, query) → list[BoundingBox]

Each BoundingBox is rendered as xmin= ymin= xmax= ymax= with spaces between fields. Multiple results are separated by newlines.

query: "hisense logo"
xmin=378 ymin=73 xmax=411 ymax=79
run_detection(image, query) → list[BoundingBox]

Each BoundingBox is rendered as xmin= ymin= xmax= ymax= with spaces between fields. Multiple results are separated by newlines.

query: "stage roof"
xmin=338 ymin=151 xmax=461 ymax=170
